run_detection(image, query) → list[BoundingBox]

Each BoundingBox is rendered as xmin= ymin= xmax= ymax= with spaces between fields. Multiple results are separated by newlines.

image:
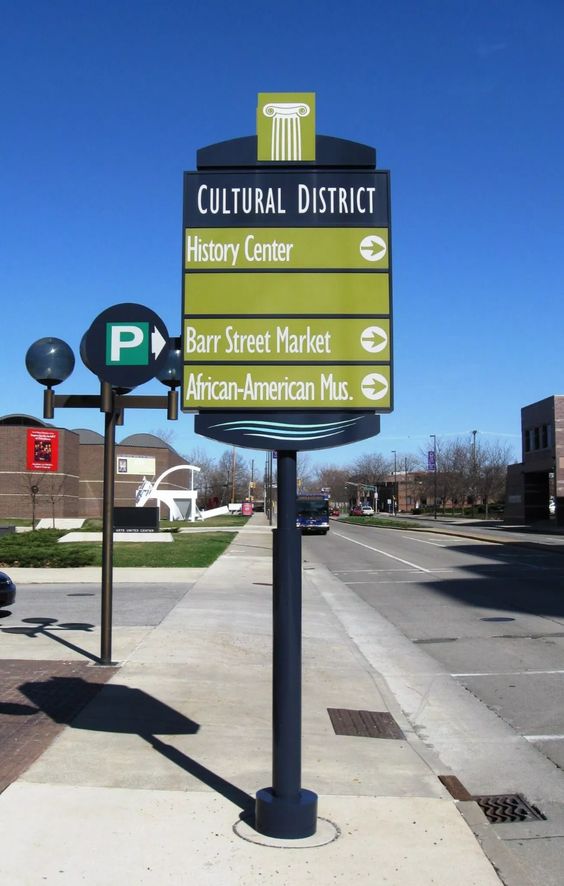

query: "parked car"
xmin=0 ymin=571 xmax=16 ymax=608
xmin=330 ymin=508 xmax=340 ymax=517
xmin=349 ymin=505 xmax=364 ymax=516
xmin=361 ymin=504 xmax=375 ymax=516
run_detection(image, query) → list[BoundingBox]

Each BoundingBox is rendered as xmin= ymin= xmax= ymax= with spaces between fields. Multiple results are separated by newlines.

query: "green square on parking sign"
xmin=106 ymin=322 xmax=149 ymax=365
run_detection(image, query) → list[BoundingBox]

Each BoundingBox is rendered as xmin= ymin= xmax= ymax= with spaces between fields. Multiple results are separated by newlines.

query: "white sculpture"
xmin=136 ymin=464 xmax=202 ymax=522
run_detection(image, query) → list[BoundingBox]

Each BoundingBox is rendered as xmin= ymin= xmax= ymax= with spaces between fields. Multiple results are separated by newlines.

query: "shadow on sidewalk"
xmin=19 ymin=678 xmax=254 ymax=814
xmin=2 ymin=617 xmax=97 ymax=662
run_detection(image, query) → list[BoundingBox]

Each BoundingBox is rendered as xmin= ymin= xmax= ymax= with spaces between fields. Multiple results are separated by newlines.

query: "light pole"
xmin=430 ymin=434 xmax=438 ymax=520
xmin=231 ymin=447 xmax=236 ymax=505
xmin=26 ymin=336 xmax=182 ymax=665
xmin=391 ymin=450 xmax=397 ymax=515
xmin=471 ymin=429 xmax=478 ymax=518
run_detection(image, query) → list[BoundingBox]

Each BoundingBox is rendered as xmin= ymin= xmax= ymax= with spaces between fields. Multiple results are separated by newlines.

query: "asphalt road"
xmin=303 ymin=522 xmax=564 ymax=771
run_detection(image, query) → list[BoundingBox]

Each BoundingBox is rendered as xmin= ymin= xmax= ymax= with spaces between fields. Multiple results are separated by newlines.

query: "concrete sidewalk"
xmin=0 ymin=513 xmax=521 ymax=884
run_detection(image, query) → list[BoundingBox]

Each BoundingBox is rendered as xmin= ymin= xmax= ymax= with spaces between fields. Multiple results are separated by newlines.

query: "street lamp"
xmin=471 ymin=429 xmax=478 ymax=518
xmin=430 ymin=434 xmax=438 ymax=520
xmin=391 ymin=450 xmax=397 ymax=515
xmin=25 ymin=334 xmax=182 ymax=665
xmin=25 ymin=337 xmax=76 ymax=419
xmin=155 ymin=344 xmax=182 ymax=420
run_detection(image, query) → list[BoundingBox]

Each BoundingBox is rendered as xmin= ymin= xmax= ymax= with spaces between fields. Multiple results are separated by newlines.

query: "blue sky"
xmin=2 ymin=0 xmax=563 ymax=471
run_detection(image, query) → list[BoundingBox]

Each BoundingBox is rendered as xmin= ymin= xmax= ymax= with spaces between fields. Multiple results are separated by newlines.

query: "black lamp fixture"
xmin=25 ymin=337 xmax=75 ymax=419
xmin=155 ymin=339 xmax=182 ymax=420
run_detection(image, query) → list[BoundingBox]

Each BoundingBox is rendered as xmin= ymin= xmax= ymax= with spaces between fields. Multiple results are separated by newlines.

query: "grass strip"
xmin=0 ymin=528 xmax=236 ymax=568
xmin=109 ymin=532 xmax=235 ymax=567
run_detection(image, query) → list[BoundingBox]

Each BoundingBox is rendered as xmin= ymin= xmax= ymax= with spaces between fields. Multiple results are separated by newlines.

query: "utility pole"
xmin=431 ymin=434 xmax=437 ymax=520
xmin=471 ymin=430 xmax=478 ymax=518
xmin=391 ymin=450 xmax=397 ymax=514
xmin=231 ymin=446 xmax=236 ymax=504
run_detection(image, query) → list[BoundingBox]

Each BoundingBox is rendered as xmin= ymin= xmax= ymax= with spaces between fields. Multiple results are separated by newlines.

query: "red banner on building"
xmin=27 ymin=429 xmax=59 ymax=472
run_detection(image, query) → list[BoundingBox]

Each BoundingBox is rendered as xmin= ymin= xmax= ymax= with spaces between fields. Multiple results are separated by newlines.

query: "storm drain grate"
xmin=439 ymin=776 xmax=546 ymax=823
xmin=472 ymin=793 xmax=546 ymax=824
xmin=328 ymin=708 xmax=405 ymax=739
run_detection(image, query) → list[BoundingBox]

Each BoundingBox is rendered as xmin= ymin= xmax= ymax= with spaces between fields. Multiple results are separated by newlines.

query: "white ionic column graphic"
xmin=263 ymin=102 xmax=311 ymax=161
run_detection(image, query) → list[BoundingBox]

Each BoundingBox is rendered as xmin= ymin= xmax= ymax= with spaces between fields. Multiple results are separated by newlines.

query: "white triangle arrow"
xmin=151 ymin=327 xmax=166 ymax=359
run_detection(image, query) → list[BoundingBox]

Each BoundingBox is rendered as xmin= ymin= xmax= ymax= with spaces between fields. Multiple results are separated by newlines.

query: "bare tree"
xmin=183 ymin=447 xmax=218 ymax=508
xmin=296 ymin=452 xmax=315 ymax=493
xmin=475 ymin=439 xmax=513 ymax=518
xmin=345 ymin=452 xmax=392 ymax=510
xmin=20 ymin=472 xmax=46 ymax=529
xmin=147 ymin=427 xmax=177 ymax=447
xmin=216 ymin=449 xmax=250 ymax=503
xmin=313 ymin=464 xmax=349 ymax=504
xmin=349 ymin=453 xmax=391 ymax=485
xmin=44 ymin=474 xmax=67 ymax=528
xmin=419 ymin=438 xmax=470 ymax=515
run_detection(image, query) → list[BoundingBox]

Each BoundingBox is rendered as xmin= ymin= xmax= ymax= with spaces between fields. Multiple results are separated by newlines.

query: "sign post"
xmin=82 ymin=304 xmax=170 ymax=665
xmin=255 ymin=450 xmax=317 ymax=837
xmin=181 ymin=93 xmax=393 ymax=838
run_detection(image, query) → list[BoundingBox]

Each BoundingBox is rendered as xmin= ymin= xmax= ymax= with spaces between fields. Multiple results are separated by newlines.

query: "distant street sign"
xmin=82 ymin=303 xmax=170 ymax=388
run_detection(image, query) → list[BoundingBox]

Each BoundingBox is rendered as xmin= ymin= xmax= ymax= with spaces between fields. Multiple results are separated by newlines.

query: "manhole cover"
xmin=328 ymin=708 xmax=405 ymax=739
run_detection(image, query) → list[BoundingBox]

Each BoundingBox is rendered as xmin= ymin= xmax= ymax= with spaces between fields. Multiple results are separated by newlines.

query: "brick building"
xmin=0 ymin=415 xmax=189 ymax=520
xmin=504 ymin=395 xmax=563 ymax=526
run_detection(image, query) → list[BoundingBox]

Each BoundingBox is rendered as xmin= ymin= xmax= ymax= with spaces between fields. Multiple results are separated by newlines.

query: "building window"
xmin=524 ymin=429 xmax=531 ymax=452
xmin=541 ymin=424 xmax=548 ymax=449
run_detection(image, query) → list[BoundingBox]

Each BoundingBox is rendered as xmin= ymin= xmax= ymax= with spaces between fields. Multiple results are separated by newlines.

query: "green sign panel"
xmin=184 ymin=227 xmax=388 ymax=270
xmin=183 ymin=365 xmax=391 ymax=409
xmin=183 ymin=272 xmax=389 ymax=316
xmin=184 ymin=318 xmax=390 ymax=362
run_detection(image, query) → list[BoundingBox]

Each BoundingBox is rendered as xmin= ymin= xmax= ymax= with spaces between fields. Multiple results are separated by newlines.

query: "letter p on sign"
xmin=106 ymin=322 xmax=149 ymax=365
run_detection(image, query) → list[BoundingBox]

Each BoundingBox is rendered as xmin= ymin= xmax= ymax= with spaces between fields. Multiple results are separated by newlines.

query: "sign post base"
xmin=255 ymin=787 xmax=318 ymax=839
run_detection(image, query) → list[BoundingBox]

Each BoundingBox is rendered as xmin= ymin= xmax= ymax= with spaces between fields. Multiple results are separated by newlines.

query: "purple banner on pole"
xmin=427 ymin=450 xmax=436 ymax=472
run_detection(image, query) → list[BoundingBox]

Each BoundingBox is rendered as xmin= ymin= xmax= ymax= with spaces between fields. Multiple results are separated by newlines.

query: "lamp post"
xmin=471 ymin=429 xmax=478 ymax=518
xmin=391 ymin=450 xmax=397 ymax=515
xmin=26 ymin=335 xmax=182 ymax=665
xmin=430 ymin=434 xmax=438 ymax=520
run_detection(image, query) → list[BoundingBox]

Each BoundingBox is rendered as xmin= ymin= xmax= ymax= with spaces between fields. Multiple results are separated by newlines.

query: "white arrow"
xmin=359 ymin=234 xmax=387 ymax=262
xmin=151 ymin=327 xmax=166 ymax=359
xmin=361 ymin=372 xmax=389 ymax=401
xmin=360 ymin=325 xmax=388 ymax=354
